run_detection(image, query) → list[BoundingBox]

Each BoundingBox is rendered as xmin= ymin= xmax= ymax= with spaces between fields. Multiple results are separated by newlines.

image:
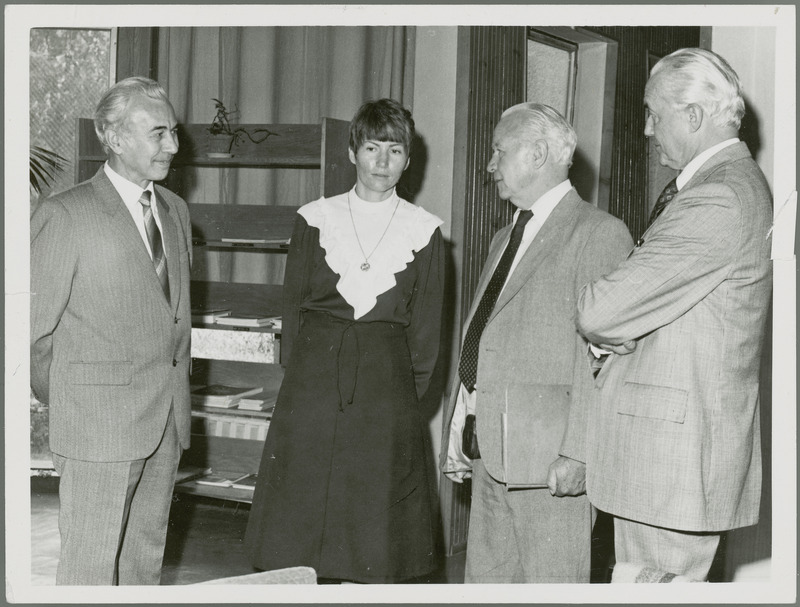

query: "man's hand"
xmin=546 ymin=456 xmax=586 ymax=497
xmin=598 ymin=340 xmax=637 ymax=356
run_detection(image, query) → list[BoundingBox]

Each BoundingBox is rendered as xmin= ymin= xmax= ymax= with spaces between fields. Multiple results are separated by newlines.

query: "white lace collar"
xmin=298 ymin=188 xmax=443 ymax=319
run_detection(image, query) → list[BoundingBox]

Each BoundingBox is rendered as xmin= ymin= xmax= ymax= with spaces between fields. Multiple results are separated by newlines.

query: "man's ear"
xmin=531 ymin=139 xmax=549 ymax=168
xmin=105 ymin=127 xmax=125 ymax=154
xmin=686 ymin=103 xmax=703 ymax=133
xmin=348 ymin=147 xmax=357 ymax=165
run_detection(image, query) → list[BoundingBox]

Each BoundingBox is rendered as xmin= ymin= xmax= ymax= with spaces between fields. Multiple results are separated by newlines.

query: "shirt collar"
xmin=677 ymin=138 xmax=739 ymax=190
xmin=514 ymin=179 xmax=572 ymax=225
xmin=104 ymin=162 xmax=155 ymax=206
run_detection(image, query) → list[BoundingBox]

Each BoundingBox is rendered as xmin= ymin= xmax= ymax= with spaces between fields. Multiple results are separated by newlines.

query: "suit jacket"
xmin=576 ymin=142 xmax=773 ymax=532
xmin=30 ymin=168 xmax=193 ymax=462
xmin=440 ymin=189 xmax=632 ymax=482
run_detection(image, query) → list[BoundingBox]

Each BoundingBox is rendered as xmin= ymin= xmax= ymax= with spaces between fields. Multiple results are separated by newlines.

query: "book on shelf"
xmin=191 ymin=308 xmax=232 ymax=323
xmin=175 ymin=466 xmax=212 ymax=485
xmin=237 ymin=399 xmax=276 ymax=414
xmin=231 ymin=473 xmax=258 ymax=491
xmin=195 ymin=471 xmax=252 ymax=488
xmin=237 ymin=398 xmax=266 ymax=411
xmin=191 ymin=384 xmax=263 ymax=408
xmin=214 ymin=314 xmax=279 ymax=328
xmin=220 ymin=237 xmax=291 ymax=245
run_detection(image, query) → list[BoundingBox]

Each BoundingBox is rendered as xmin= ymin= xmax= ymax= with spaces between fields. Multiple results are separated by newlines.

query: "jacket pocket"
xmin=617 ymin=381 xmax=688 ymax=423
xmin=68 ymin=361 xmax=133 ymax=385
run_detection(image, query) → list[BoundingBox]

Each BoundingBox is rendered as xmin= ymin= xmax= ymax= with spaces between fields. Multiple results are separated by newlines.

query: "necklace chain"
xmin=347 ymin=192 xmax=401 ymax=271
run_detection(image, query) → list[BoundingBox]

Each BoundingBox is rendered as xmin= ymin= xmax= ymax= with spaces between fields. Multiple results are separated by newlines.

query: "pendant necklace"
xmin=348 ymin=191 xmax=401 ymax=271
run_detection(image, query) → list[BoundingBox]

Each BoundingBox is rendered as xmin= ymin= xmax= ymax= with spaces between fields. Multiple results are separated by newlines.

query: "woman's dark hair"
xmin=349 ymin=98 xmax=415 ymax=153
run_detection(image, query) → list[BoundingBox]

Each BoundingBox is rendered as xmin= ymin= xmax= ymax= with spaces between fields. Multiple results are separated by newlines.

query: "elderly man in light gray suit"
xmin=577 ymin=48 xmax=772 ymax=581
xmin=440 ymin=103 xmax=632 ymax=582
xmin=31 ymin=77 xmax=193 ymax=585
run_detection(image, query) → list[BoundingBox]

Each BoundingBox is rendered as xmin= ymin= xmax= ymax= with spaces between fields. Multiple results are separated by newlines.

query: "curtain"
xmin=155 ymin=26 xmax=416 ymax=284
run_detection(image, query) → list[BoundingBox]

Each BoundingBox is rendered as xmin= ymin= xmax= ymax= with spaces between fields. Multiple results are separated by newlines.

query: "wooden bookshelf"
xmin=76 ymin=116 xmax=355 ymax=503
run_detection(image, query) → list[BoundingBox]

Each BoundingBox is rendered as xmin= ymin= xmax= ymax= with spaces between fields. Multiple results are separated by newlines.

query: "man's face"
xmin=110 ymin=96 xmax=179 ymax=188
xmin=487 ymin=117 xmax=536 ymax=206
xmin=644 ymin=81 xmax=692 ymax=171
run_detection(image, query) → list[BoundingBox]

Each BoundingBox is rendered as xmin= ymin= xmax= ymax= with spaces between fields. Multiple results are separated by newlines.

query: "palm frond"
xmin=30 ymin=146 xmax=67 ymax=194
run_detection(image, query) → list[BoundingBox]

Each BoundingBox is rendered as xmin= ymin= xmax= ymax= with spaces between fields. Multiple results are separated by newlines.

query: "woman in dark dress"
xmin=244 ymin=99 xmax=445 ymax=583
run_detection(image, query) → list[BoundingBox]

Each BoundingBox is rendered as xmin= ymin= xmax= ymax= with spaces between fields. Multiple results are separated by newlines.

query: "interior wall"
xmin=409 ymin=26 xmax=459 ymax=475
xmin=709 ymin=26 xmax=782 ymax=582
xmin=711 ymin=28 xmax=776 ymax=192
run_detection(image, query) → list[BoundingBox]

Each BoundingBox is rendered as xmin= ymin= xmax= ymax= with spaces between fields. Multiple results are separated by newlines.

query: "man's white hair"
xmin=94 ymin=76 xmax=172 ymax=153
xmin=646 ymin=48 xmax=745 ymax=130
xmin=500 ymin=102 xmax=577 ymax=166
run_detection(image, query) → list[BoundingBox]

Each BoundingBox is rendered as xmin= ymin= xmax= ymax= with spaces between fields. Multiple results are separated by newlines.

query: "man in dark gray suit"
xmin=31 ymin=77 xmax=193 ymax=585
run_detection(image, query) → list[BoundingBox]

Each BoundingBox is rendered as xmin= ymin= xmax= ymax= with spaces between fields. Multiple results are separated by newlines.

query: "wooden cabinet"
xmin=76 ymin=117 xmax=356 ymax=502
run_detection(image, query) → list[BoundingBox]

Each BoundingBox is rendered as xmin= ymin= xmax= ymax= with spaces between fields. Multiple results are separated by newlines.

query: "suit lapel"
xmin=91 ymin=169 xmax=172 ymax=313
xmin=489 ymin=191 xmax=581 ymax=319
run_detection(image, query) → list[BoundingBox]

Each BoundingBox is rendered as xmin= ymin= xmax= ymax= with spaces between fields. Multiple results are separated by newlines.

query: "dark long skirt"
xmin=244 ymin=311 xmax=437 ymax=583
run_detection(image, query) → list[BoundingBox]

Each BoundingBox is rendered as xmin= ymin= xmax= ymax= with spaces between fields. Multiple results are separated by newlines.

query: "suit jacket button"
xmin=174 ymin=317 xmax=179 ymax=324
xmin=172 ymin=359 xmax=178 ymax=367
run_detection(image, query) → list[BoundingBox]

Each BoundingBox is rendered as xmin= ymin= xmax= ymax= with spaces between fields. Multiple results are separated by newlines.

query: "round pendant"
xmin=360 ymin=262 xmax=371 ymax=271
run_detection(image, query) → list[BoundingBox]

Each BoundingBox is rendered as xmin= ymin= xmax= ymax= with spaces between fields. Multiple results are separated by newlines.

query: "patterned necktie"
xmin=138 ymin=190 xmax=170 ymax=303
xmin=458 ymin=210 xmax=534 ymax=393
xmin=648 ymin=177 xmax=679 ymax=227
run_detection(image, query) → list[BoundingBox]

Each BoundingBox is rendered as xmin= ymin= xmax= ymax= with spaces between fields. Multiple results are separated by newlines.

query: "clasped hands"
xmin=597 ymin=339 xmax=637 ymax=356
xmin=546 ymin=456 xmax=586 ymax=497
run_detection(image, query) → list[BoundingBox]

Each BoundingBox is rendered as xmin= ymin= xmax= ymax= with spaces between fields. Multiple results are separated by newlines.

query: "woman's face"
xmin=349 ymin=139 xmax=410 ymax=202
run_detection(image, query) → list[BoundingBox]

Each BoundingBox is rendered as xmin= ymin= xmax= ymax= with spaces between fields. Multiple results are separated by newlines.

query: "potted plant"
xmin=206 ymin=98 xmax=277 ymax=157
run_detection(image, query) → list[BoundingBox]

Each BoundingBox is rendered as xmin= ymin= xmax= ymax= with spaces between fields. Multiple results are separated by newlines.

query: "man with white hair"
xmin=577 ymin=48 xmax=772 ymax=581
xmin=441 ymin=103 xmax=632 ymax=582
xmin=31 ymin=77 xmax=193 ymax=584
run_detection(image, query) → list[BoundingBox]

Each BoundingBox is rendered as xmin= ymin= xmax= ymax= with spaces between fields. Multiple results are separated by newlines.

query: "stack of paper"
xmin=191 ymin=384 xmax=263 ymax=408
xmin=196 ymin=471 xmax=252 ymax=488
xmin=237 ymin=398 xmax=267 ymax=411
xmin=215 ymin=314 xmax=278 ymax=328
xmin=191 ymin=308 xmax=232 ymax=324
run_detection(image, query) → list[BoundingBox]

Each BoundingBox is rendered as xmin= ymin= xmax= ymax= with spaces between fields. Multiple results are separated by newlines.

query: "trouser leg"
xmin=117 ymin=407 xmax=181 ymax=585
xmin=53 ymin=454 xmax=130 ymax=585
xmin=465 ymin=460 xmax=522 ymax=583
xmin=614 ymin=516 xmax=721 ymax=581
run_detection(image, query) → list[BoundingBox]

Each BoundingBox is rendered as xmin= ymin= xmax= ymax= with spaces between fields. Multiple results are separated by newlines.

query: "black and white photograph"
xmin=6 ymin=3 xmax=796 ymax=604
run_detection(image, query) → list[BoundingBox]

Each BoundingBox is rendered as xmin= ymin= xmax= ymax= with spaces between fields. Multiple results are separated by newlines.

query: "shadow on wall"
xmin=739 ymin=94 xmax=762 ymax=166
xmin=398 ymin=134 xmax=429 ymax=205
xmin=569 ymin=146 xmax=598 ymax=206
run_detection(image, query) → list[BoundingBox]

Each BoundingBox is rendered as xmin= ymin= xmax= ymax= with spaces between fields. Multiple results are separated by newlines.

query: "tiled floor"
xmin=30 ymin=478 xmax=465 ymax=586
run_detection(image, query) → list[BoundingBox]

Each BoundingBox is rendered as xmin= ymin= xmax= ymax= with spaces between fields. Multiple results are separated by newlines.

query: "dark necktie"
xmin=648 ymin=177 xmax=679 ymax=227
xmin=138 ymin=190 xmax=170 ymax=303
xmin=458 ymin=210 xmax=534 ymax=393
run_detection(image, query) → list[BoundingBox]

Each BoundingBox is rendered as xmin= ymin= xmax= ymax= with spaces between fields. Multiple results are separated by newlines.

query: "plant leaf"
xmin=30 ymin=146 xmax=67 ymax=194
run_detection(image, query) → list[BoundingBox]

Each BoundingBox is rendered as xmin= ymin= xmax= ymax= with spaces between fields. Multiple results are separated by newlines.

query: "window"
xmin=29 ymin=28 xmax=116 ymax=203
xmin=527 ymin=29 xmax=577 ymax=123
xmin=29 ymin=28 xmax=115 ymax=466
xmin=527 ymin=27 xmax=617 ymax=210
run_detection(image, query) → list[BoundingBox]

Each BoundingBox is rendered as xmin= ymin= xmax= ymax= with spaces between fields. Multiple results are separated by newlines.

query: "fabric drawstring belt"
xmin=301 ymin=311 xmax=405 ymax=413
